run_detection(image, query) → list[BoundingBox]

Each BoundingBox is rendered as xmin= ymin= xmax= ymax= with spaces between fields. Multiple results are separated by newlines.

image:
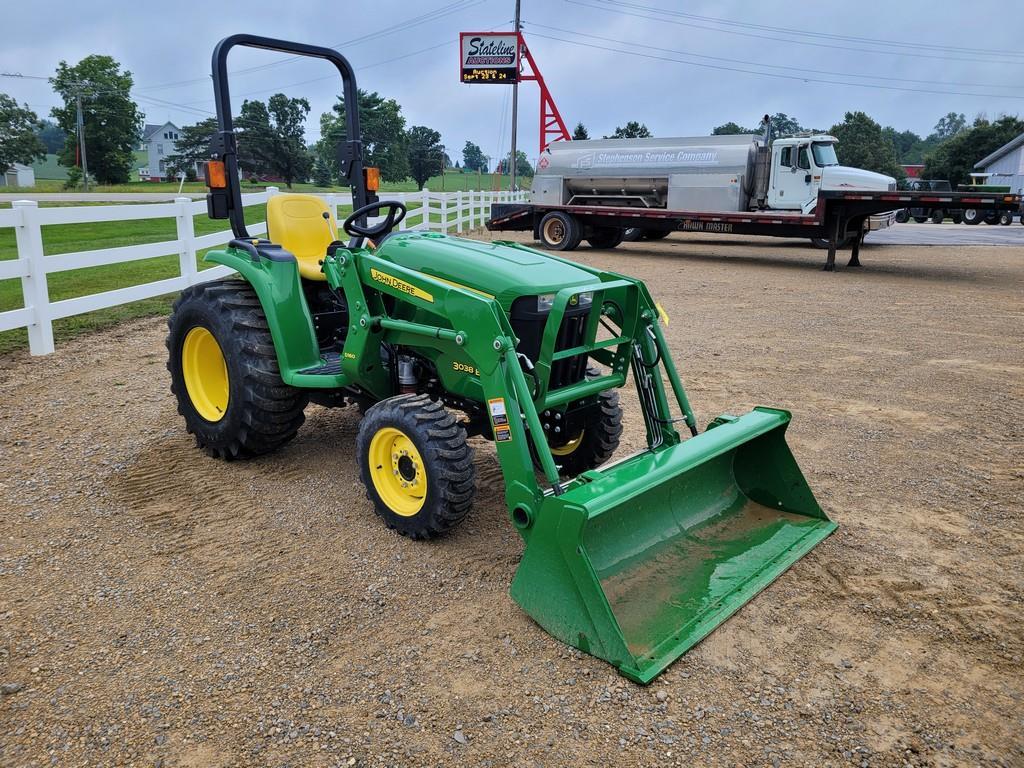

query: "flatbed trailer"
xmin=487 ymin=189 xmax=1022 ymax=270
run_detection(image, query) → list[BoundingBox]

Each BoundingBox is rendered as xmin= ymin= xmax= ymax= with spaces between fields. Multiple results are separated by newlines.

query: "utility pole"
xmin=509 ymin=0 xmax=521 ymax=194
xmin=75 ymin=93 xmax=90 ymax=192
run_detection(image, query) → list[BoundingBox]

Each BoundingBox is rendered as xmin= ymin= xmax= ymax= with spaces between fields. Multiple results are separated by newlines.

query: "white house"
xmin=138 ymin=122 xmax=182 ymax=181
xmin=974 ymin=132 xmax=1024 ymax=195
xmin=0 ymin=163 xmax=36 ymax=188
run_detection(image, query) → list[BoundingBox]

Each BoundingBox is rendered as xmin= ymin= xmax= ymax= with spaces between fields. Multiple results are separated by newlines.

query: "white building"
xmin=0 ymin=163 xmax=36 ymax=188
xmin=138 ymin=122 xmax=182 ymax=181
xmin=974 ymin=132 xmax=1024 ymax=195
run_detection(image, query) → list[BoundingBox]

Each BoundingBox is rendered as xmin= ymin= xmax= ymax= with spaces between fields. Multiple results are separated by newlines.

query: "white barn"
xmin=0 ymin=163 xmax=36 ymax=188
xmin=974 ymin=132 xmax=1024 ymax=195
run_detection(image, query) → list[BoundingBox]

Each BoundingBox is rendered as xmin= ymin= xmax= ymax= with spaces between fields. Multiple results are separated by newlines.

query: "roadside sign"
xmin=459 ymin=32 xmax=519 ymax=84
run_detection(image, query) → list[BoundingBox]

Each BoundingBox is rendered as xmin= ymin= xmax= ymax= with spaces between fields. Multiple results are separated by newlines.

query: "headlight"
xmin=576 ymin=291 xmax=593 ymax=307
xmin=536 ymin=291 xmax=593 ymax=312
xmin=537 ymin=293 xmax=555 ymax=312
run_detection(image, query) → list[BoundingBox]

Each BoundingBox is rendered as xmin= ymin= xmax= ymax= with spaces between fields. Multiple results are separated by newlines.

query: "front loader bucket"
xmin=510 ymin=407 xmax=835 ymax=684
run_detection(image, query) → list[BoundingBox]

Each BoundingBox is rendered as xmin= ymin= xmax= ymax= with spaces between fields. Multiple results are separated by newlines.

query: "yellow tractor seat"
xmin=266 ymin=194 xmax=340 ymax=281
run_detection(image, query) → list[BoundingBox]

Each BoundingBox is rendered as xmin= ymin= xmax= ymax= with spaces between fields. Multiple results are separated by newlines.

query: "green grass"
xmin=0 ymin=192 xmax=474 ymax=355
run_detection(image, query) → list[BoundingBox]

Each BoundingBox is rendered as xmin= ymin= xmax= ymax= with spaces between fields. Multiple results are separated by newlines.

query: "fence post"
xmin=421 ymin=187 xmax=430 ymax=229
xmin=440 ymin=192 xmax=449 ymax=234
xmin=456 ymin=190 xmax=464 ymax=234
xmin=468 ymin=189 xmax=475 ymax=229
xmin=175 ymin=197 xmax=198 ymax=286
xmin=12 ymin=200 xmax=53 ymax=356
xmin=397 ymin=192 xmax=407 ymax=231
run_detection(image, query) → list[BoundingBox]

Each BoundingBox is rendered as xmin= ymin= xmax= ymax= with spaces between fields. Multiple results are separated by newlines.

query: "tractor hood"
xmin=375 ymin=232 xmax=598 ymax=309
xmin=819 ymin=165 xmax=896 ymax=192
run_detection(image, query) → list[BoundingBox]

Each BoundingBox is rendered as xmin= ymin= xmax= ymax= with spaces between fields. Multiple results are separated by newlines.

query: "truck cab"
xmin=768 ymin=135 xmax=896 ymax=213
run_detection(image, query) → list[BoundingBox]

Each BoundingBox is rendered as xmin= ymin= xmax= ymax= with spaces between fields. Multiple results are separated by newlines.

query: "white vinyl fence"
xmin=0 ymin=186 xmax=526 ymax=355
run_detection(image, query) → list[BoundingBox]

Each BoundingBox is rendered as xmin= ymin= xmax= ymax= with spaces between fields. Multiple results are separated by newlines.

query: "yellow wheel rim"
xmin=368 ymin=427 xmax=427 ymax=517
xmin=550 ymin=431 xmax=584 ymax=456
xmin=542 ymin=218 xmax=565 ymax=244
xmin=181 ymin=326 xmax=229 ymax=422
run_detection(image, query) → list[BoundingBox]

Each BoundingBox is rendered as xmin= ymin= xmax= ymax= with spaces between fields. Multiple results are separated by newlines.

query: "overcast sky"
xmin=2 ymin=0 xmax=1022 ymax=169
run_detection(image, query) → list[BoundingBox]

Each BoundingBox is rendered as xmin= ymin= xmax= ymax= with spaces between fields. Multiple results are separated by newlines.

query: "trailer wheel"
xmin=951 ymin=212 xmax=963 ymax=224
xmin=586 ymin=227 xmax=624 ymax=249
xmin=622 ymin=228 xmax=643 ymax=242
xmin=930 ymin=210 xmax=944 ymax=224
xmin=538 ymin=211 xmax=581 ymax=251
xmin=962 ymin=208 xmax=981 ymax=225
xmin=894 ymin=209 xmax=909 ymax=223
xmin=999 ymin=211 xmax=1013 ymax=225
xmin=983 ymin=211 xmax=999 ymax=225
xmin=912 ymin=215 xmax=928 ymax=223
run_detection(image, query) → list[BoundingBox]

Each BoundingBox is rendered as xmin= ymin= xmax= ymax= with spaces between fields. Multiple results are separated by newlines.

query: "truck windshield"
xmin=812 ymin=143 xmax=839 ymax=166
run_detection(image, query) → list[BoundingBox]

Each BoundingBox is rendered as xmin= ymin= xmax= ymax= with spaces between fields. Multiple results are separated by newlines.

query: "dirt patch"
xmin=1 ymin=233 xmax=1022 ymax=767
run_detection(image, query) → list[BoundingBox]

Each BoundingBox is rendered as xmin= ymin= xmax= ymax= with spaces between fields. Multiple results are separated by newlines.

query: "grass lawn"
xmin=0 ymin=192 xmax=481 ymax=355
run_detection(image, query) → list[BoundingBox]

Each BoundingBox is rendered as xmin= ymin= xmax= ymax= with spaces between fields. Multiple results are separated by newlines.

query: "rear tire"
xmin=912 ymin=215 xmax=928 ymax=224
xmin=166 ymin=280 xmax=307 ymax=459
xmin=963 ymin=208 xmax=981 ymax=225
xmin=357 ymin=394 xmax=475 ymax=539
xmin=930 ymin=210 xmax=944 ymax=224
xmin=622 ymin=228 xmax=643 ymax=242
xmin=586 ymin=227 xmax=624 ymax=249
xmin=983 ymin=211 xmax=999 ymax=225
xmin=951 ymin=212 xmax=963 ymax=224
xmin=894 ymin=209 xmax=909 ymax=223
xmin=538 ymin=211 xmax=581 ymax=251
xmin=999 ymin=211 xmax=1013 ymax=225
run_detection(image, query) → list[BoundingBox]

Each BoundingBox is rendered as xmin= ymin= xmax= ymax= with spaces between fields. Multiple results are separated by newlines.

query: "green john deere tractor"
xmin=166 ymin=35 xmax=836 ymax=684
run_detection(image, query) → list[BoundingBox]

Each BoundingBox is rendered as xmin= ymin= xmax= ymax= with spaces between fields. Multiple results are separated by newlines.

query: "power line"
xmin=567 ymin=0 xmax=1024 ymax=67
xmin=590 ymin=0 xmax=1024 ymax=59
xmin=527 ymin=21 xmax=1024 ymax=92
xmin=134 ymin=0 xmax=487 ymax=93
xmin=525 ymin=30 xmax=1024 ymax=101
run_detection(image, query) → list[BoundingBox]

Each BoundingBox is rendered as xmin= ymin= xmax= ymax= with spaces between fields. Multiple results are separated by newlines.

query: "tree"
xmin=462 ymin=140 xmax=488 ymax=172
xmin=311 ymin=156 xmax=333 ymax=187
xmin=164 ymin=117 xmax=218 ymax=181
xmin=829 ymin=111 xmax=902 ymax=179
xmin=50 ymin=55 xmax=143 ymax=184
xmin=572 ymin=122 xmax=589 ymax=140
xmin=407 ymin=125 xmax=444 ymax=190
xmin=235 ymin=94 xmax=313 ymax=188
xmin=607 ymin=121 xmax=652 ymax=139
xmin=923 ymin=115 xmax=1024 ymax=186
xmin=515 ymin=150 xmax=533 ymax=178
xmin=768 ymin=113 xmax=802 ymax=137
xmin=932 ymin=112 xmax=967 ymax=141
xmin=712 ymin=121 xmax=753 ymax=135
xmin=317 ymin=89 xmax=409 ymax=184
xmin=881 ymin=126 xmax=926 ymax=165
xmin=36 ymin=119 xmax=66 ymax=154
xmin=0 ymin=94 xmax=46 ymax=174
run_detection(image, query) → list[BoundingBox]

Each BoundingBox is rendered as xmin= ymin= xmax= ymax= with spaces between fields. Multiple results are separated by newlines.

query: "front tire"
xmin=357 ymin=394 xmax=475 ymax=539
xmin=166 ymin=280 xmax=307 ymax=459
xmin=545 ymin=370 xmax=623 ymax=477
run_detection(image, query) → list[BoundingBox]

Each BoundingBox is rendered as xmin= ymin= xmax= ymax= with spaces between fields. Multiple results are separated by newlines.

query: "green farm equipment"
xmin=166 ymin=35 xmax=836 ymax=683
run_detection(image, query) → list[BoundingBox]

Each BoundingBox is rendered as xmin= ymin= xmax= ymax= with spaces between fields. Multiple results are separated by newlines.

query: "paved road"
xmin=868 ymin=221 xmax=1024 ymax=246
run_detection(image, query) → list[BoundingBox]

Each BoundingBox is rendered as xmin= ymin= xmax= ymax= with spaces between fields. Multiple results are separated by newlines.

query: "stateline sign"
xmin=460 ymin=32 xmax=520 ymax=84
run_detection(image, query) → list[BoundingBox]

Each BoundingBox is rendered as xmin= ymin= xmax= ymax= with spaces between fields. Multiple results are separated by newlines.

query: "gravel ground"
xmin=1 ymin=232 xmax=1022 ymax=767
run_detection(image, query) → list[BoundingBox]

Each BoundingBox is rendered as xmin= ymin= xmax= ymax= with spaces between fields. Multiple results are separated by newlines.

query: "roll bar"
xmin=207 ymin=34 xmax=370 ymax=238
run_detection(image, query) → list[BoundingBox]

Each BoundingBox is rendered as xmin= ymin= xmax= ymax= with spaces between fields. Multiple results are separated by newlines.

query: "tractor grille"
xmin=509 ymin=297 xmax=590 ymax=392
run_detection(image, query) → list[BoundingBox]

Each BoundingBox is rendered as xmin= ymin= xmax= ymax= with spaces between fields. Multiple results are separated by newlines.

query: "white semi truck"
xmin=487 ymin=126 xmax=1021 ymax=270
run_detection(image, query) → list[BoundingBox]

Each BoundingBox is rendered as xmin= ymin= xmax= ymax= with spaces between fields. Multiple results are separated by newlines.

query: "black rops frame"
xmin=207 ymin=34 xmax=370 ymax=240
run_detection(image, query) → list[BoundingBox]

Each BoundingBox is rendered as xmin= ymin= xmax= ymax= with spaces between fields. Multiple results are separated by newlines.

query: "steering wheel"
xmin=343 ymin=200 xmax=407 ymax=241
